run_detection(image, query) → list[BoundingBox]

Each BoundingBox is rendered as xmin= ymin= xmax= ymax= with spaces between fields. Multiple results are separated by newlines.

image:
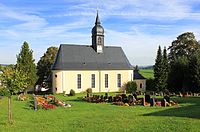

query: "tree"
xmin=37 ymin=46 xmax=58 ymax=85
xmin=168 ymin=32 xmax=199 ymax=62
xmin=125 ymin=81 xmax=137 ymax=93
xmin=168 ymin=56 xmax=189 ymax=92
xmin=0 ymin=65 xmax=28 ymax=123
xmin=162 ymin=47 xmax=169 ymax=89
xmin=188 ymin=51 xmax=200 ymax=92
xmin=168 ymin=32 xmax=200 ymax=93
xmin=154 ymin=46 xmax=164 ymax=91
xmin=146 ymin=78 xmax=155 ymax=91
xmin=16 ymin=41 xmax=37 ymax=92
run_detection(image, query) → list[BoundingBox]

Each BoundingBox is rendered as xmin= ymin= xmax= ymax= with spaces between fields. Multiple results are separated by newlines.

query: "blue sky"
xmin=0 ymin=0 xmax=200 ymax=66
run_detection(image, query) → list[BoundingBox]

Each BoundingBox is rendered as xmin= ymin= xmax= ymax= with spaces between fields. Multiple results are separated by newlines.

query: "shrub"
xmin=125 ymin=81 xmax=137 ymax=93
xmin=69 ymin=89 xmax=75 ymax=96
xmin=86 ymin=88 xmax=92 ymax=94
xmin=86 ymin=88 xmax=92 ymax=97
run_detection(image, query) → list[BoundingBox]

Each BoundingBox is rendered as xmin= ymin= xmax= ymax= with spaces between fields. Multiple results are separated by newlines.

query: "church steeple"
xmin=92 ymin=11 xmax=104 ymax=53
xmin=95 ymin=11 xmax=101 ymax=25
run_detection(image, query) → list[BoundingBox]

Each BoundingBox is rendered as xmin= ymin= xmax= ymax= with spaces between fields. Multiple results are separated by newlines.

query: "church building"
xmin=52 ymin=12 xmax=144 ymax=94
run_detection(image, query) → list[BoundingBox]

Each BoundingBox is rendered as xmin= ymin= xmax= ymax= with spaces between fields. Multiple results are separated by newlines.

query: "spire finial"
xmin=95 ymin=9 xmax=101 ymax=25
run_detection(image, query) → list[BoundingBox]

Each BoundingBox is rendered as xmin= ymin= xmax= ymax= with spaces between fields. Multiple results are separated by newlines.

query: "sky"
xmin=0 ymin=0 xmax=200 ymax=66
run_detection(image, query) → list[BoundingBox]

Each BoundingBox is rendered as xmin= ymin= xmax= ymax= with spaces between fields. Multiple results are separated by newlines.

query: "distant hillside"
xmin=138 ymin=65 xmax=153 ymax=70
xmin=0 ymin=64 xmax=10 ymax=66
xmin=139 ymin=69 xmax=154 ymax=79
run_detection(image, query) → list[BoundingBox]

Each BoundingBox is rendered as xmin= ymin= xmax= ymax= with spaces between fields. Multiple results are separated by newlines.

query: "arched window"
xmin=98 ymin=37 xmax=102 ymax=44
xmin=140 ymin=83 xmax=142 ymax=88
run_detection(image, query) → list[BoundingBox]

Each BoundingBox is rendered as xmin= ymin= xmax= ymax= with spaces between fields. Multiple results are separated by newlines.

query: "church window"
xmin=55 ymin=74 xmax=57 ymax=78
xmin=117 ymin=74 xmax=121 ymax=87
xmin=105 ymin=74 xmax=108 ymax=88
xmin=140 ymin=83 xmax=142 ymax=88
xmin=91 ymin=74 xmax=95 ymax=88
xmin=77 ymin=74 xmax=81 ymax=89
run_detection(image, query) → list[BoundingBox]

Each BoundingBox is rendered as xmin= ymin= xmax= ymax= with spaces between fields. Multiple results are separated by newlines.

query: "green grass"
xmin=139 ymin=69 xmax=154 ymax=79
xmin=0 ymin=94 xmax=200 ymax=132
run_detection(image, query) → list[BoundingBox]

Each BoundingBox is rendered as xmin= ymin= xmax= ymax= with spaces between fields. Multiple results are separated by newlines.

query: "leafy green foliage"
xmin=1 ymin=66 xmax=28 ymax=96
xmin=37 ymin=46 xmax=58 ymax=85
xmin=16 ymin=41 xmax=37 ymax=91
xmin=86 ymin=88 xmax=92 ymax=94
xmin=125 ymin=81 xmax=137 ymax=93
xmin=188 ymin=51 xmax=200 ymax=92
xmin=168 ymin=32 xmax=199 ymax=62
xmin=146 ymin=78 xmax=155 ymax=91
xmin=168 ymin=56 xmax=189 ymax=92
xmin=168 ymin=32 xmax=200 ymax=92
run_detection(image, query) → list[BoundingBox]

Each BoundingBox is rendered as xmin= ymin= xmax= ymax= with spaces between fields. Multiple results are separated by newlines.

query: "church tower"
xmin=92 ymin=11 xmax=104 ymax=53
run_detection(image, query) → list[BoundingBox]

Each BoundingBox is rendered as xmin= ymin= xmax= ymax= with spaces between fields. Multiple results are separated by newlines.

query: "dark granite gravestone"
xmin=145 ymin=94 xmax=151 ymax=103
xmin=164 ymin=96 xmax=170 ymax=103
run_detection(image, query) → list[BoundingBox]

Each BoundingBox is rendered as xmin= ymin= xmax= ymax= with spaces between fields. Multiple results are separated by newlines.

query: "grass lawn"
xmin=139 ymin=69 xmax=154 ymax=79
xmin=0 ymin=94 xmax=200 ymax=132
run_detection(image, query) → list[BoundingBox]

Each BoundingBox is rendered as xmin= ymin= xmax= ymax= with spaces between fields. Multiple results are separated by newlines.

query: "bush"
xmin=69 ymin=89 xmax=75 ymax=96
xmin=86 ymin=88 xmax=92 ymax=94
xmin=86 ymin=88 xmax=92 ymax=97
xmin=125 ymin=81 xmax=137 ymax=93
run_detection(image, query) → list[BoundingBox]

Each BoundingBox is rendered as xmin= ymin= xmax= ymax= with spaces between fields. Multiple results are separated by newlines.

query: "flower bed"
xmin=33 ymin=95 xmax=71 ymax=110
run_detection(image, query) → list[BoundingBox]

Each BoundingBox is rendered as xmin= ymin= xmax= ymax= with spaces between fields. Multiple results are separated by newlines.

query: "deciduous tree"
xmin=0 ymin=65 xmax=28 ymax=123
xmin=188 ymin=51 xmax=200 ymax=92
xmin=168 ymin=32 xmax=199 ymax=62
xmin=37 ymin=46 xmax=58 ymax=85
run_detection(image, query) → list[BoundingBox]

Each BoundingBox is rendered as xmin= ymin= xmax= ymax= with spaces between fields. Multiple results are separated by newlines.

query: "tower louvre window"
xmin=98 ymin=37 xmax=102 ymax=44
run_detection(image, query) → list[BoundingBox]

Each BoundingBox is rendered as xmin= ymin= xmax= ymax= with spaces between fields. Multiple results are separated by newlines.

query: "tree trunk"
xmin=8 ymin=96 xmax=12 ymax=124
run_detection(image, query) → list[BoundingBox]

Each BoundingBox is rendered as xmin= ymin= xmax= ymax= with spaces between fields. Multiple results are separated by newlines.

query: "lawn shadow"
xmin=143 ymin=97 xmax=200 ymax=119
xmin=66 ymin=97 xmax=86 ymax=102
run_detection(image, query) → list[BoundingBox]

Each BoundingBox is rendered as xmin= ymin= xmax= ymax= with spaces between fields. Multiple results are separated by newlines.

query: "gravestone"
xmin=161 ymin=99 xmax=166 ymax=107
xmin=164 ymin=96 xmax=170 ymax=103
xmin=150 ymin=98 xmax=155 ymax=107
xmin=145 ymin=94 xmax=151 ymax=103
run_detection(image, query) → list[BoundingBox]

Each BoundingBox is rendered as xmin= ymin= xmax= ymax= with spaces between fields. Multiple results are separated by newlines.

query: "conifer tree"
xmin=162 ymin=47 xmax=169 ymax=89
xmin=154 ymin=46 xmax=164 ymax=91
xmin=16 ymin=41 xmax=37 ymax=92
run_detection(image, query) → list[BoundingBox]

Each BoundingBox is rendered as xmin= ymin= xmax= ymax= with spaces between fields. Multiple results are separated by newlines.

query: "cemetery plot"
xmin=82 ymin=93 xmax=179 ymax=107
xmin=32 ymin=95 xmax=71 ymax=110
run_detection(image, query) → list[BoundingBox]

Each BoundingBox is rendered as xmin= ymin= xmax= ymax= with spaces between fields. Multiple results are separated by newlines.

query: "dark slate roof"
xmin=134 ymin=70 xmax=146 ymax=80
xmin=52 ymin=44 xmax=133 ymax=70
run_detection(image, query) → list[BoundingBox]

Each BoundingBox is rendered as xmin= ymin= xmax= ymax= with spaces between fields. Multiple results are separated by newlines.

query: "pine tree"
xmin=162 ymin=47 xmax=169 ymax=89
xmin=16 ymin=41 xmax=37 ymax=92
xmin=154 ymin=46 xmax=163 ymax=91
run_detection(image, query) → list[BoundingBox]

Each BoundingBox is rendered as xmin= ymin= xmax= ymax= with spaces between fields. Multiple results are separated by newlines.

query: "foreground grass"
xmin=139 ymin=69 xmax=154 ymax=79
xmin=0 ymin=94 xmax=200 ymax=132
